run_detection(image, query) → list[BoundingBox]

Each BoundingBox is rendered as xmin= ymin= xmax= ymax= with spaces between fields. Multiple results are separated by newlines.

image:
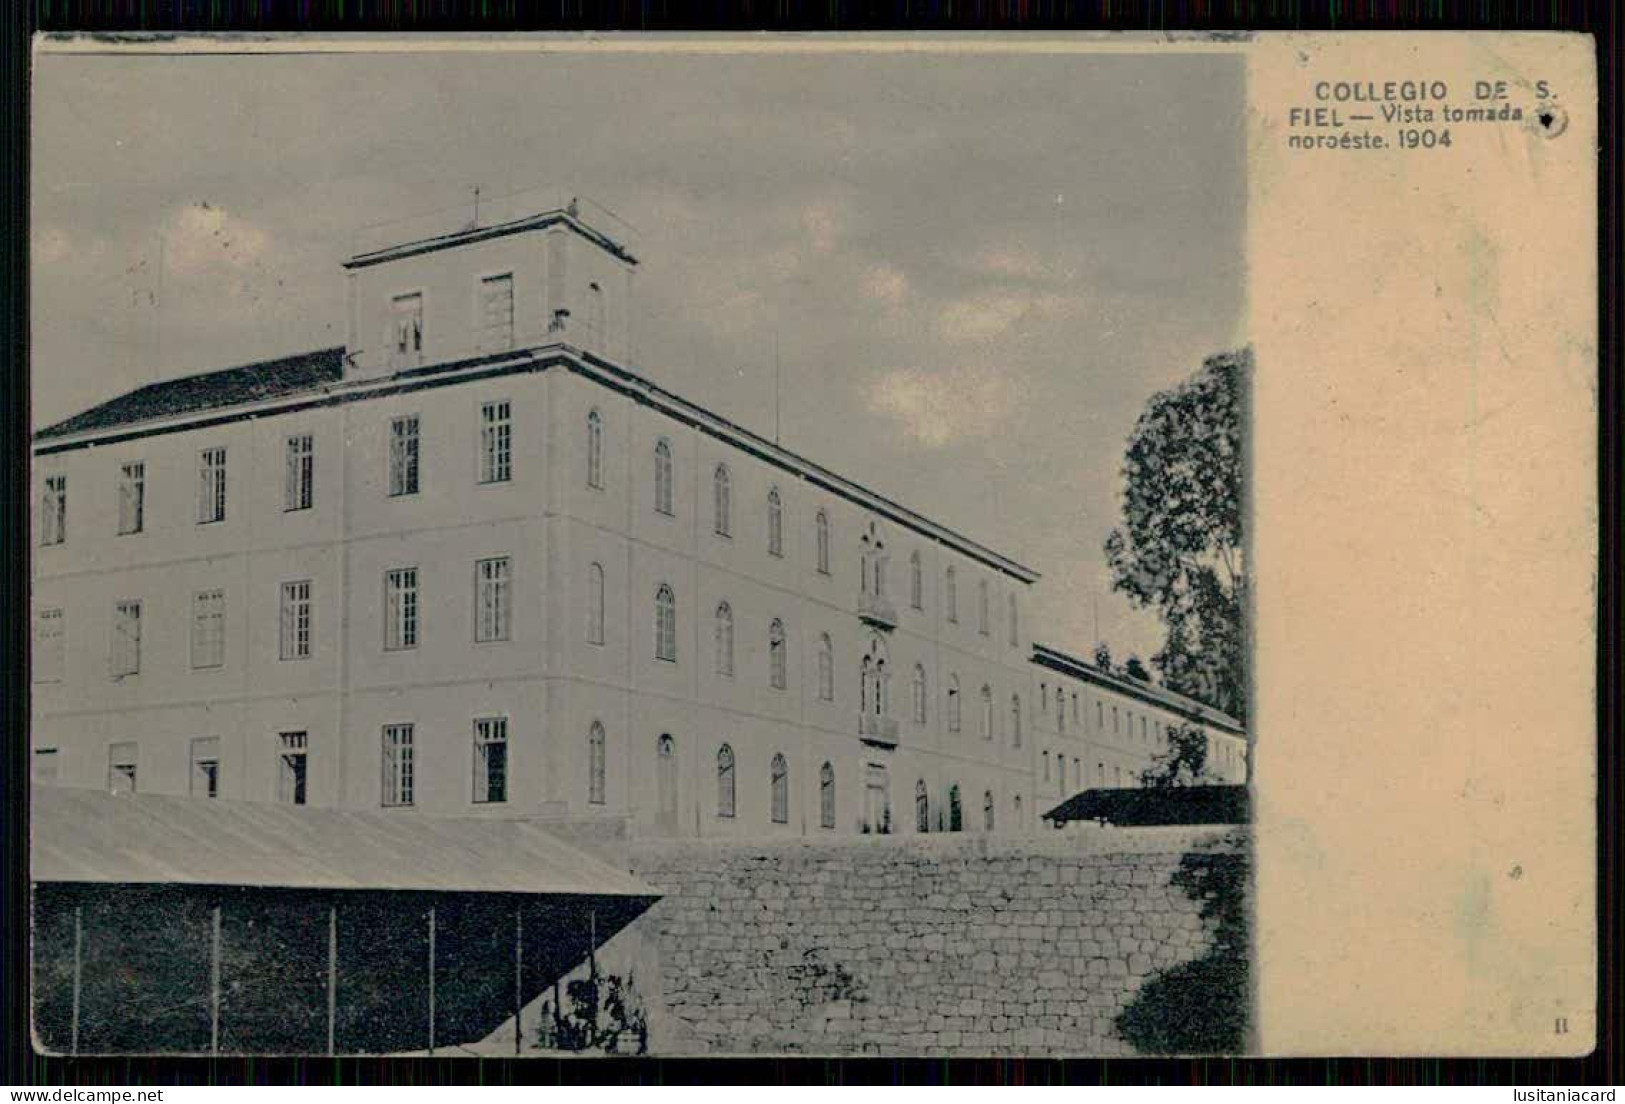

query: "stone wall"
xmin=620 ymin=826 xmax=1249 ymax=1057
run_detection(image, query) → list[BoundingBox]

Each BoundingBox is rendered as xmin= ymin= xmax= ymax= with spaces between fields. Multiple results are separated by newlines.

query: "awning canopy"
xmin=32 ymin=785 xmax=658 ymax=899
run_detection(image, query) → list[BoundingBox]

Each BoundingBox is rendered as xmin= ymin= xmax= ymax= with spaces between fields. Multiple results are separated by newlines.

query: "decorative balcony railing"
xmin=859 ymin=713 xmax=899 ymax=747
xmin=857 ymin=592 xmax=898 ymax=629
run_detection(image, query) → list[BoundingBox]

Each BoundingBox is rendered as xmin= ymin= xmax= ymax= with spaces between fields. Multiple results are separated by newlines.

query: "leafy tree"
xmin=1105 ymin=349 xmax=1249 ymax=757
xmin=1139 ymin=722 xmax=1212 ymax=788
xmin=1123 ymin=654 xmax=1151 ymax=682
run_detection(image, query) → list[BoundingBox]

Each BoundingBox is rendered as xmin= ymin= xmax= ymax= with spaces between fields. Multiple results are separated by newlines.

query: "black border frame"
xmin=4 ymin=0 xmax=1618 ymax=1088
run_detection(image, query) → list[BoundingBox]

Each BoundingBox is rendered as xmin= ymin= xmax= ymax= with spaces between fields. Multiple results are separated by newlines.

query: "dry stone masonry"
xmin=625 ymin=827 xmax=1248 ymax=1056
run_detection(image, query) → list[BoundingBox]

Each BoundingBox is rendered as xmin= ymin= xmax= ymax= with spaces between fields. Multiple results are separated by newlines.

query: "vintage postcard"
xmin=25 ymin=32 xmax=1596 ymax=1058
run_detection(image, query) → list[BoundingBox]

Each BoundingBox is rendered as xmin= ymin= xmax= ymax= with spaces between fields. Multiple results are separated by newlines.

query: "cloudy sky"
xmin=31 ymin=41 xmax=1245 ymax=663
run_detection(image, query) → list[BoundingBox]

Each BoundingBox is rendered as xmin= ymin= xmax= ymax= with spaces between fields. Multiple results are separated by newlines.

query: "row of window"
xmin=84 ymin=716 xmax=601 ymax=809
xmin=1043 ymin=750 xmax=1140 ymax=794
xmin=41 ymin=407 xmax=1018 ymax=645
xmin=32 ymin=557 xmax=512 ymax=681
xmin=36 ymin=403 xmax=509 ymax=545
xmin=37 ymin=559 xmax=1021 ymax=713
xmin=1038 ymin=681 xmax=1177 ymax=747
xmin=384 ymin=273 xmax=608 ymax=370
xmin=70 ymin=726 xmax=1022 ymax=833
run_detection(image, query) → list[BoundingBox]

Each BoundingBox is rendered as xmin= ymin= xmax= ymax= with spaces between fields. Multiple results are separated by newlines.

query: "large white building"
xmin=30 ymin=200 xmax=1245 ymax=837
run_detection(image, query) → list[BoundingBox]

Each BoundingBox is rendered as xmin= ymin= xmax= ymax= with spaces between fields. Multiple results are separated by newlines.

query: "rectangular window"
xmin=197 ymin=447 xmax=227 ymax=524
xmin=279 ymin=580 xmax=312 ymax=661
xmin=479 ymin=400 xmax=512 ymax=484
xmin=381 ymin=724 xmax=414 ymax=807
xmin=389 ymin=415 xmax=420 ymax=496
xmin=41 ymin=475 xmax=66 ymax=546
xmin=278 ymin=731 xmax=308 ymax=806
xmin=118 ymin=462 xmax=145 ymax=535
xmin=385 ymin=568 xmax=419 ymax=651
xmin=33 ymin=608 xmax=64 ymax=684
xmin=473 ymin=717 xmax=508 ymax=804
xmin=475 ymin=557 xmax=511 ymax=642
xmin=111 ymin=600 xmax=141 ymax=677
xmin=191 ymin=589 xmax=226 ymax=669
xmin=285 ymin=435 xmax=314 ymax=511
xmin=108 ymin=741 xmax=138 ymax=793
xmin=479 ymin=273 xmax=514 ymax=352
xmin=390 ymin=292 xmax=424 ymax=370
xmin=33 ymin=748 xmax=59 ymax=785
xmin=190 ymin=736 xmax=221 ymax=799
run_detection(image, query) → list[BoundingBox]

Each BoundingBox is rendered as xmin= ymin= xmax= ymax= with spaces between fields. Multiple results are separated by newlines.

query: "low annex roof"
xmin=34 ymin=347 xmax=345 ymax=442
xmin=32 ymin=786 xmax=658 ymax=899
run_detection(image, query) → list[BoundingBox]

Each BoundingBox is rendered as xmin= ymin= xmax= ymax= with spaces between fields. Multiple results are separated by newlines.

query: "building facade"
xmin=31 ymin=202 xmax=1245 ymax=837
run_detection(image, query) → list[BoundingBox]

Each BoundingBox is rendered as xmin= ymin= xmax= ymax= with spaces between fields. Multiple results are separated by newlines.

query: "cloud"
xmin=862 ymin=263 xmax=909 ymax=310
xmin=977 ymin=247 xmax=1074 ymax=283
xmin=935 ymin=290 xmax=1081 ymax=344
xmin=800 ymin=203 xmax=841 ymax=255
xmin=164 ymin=202 xmax=272 ymax=277
xmin=865 ymin=364 xmax=1027 ymax=447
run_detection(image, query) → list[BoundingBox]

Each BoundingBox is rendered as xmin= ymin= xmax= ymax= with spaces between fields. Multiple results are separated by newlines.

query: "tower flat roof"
xmin=342 ymin=208 xmax=638 ymax=270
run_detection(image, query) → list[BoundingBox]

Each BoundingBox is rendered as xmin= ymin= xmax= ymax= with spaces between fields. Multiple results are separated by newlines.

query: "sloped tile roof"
xmin=32 ymin=785 xmax=659 ymax=899
xmin=34 ymin=347 xmax=345 ymax=441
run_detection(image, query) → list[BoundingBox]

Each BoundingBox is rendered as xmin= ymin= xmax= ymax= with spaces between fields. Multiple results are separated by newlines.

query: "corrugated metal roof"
xmin=31 ymin=786 xmax=658 ymax=899
xmin=34 ymin=347 xmax=344 ymax=441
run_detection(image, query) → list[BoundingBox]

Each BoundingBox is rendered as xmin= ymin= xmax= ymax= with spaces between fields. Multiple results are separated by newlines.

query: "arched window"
xmin=653 ymin=439 xmax=673 ymax=516
xmin=983 ymin=790 xmax=995 ymax=832
xmin=815 ymin=511 xmax=830 ymax=575
xmin=948 ymin=784 xmax=963 ymax=832
xmin=977 ymin=580 xmax=990 ymax=635
xmin=1043 ymin=750 xmax=1051 ymax=781
xmin=909 ymin=550 xmax=923 ymax=610
xmin=915 ymin=779 xmax=930 ymax=833
xmin=713 ymin=465 xmax=731 ymax=536
xmin=945 ymin=567 xmax=958 ymax=623
xmin=770 ymin=753 xmax=788 ymax=824
xmin=1013 ymin=794 xmax=1023 ymax=824
xmin=588 ymin=722 xmax=606 ymax=805
xmin=767 ymin=487 xmax=783 ymax=557
xmin=947 ymin=675 xmax=961 ymax=732
xmin=980 ymin=684 xmax=994 ymax=741
xmin=586 ymin=562 xmax=605 ymax=645
xmin=717 ymin=745 xmax=736 ymax=818
xmin=714 ymin=602 xmax=734 ymax=676
xmin=911 ymin=664 xmax=927 ymax=723
xmin=1008 ymin=593 xmax=1019 ymax=646
xmin=820 ymin=762 xmax=835 ymax=829
xmin=657 ymin=735 xmax=678 ymax=827
xmin=817 ymin=633 xmax=834 ymax=701
xmin=769 ymin=619 xmax=787 ymax=689
xmin=1058 ymin=694 xmax=1067 ymax=734
xmin=1010 ymin=694 xmax=1022 ymax=747
xmin=586 ymin=410 xmax=604 ymax=489
xmin=655 ymin=584 xmax=676 ymax=662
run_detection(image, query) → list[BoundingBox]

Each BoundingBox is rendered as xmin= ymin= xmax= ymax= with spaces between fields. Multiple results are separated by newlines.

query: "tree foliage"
xmin=1139 ymin=722 xmax=1212 ymax=789
xmin=1105 ymin=348 xmax=1249 ymax=729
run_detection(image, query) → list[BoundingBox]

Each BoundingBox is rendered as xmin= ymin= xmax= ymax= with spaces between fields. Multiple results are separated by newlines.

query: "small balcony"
xmin=859 ymin=713 xmax=899 ymax=748
xmin=857 ymin=592 xmax=898 ymax=630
